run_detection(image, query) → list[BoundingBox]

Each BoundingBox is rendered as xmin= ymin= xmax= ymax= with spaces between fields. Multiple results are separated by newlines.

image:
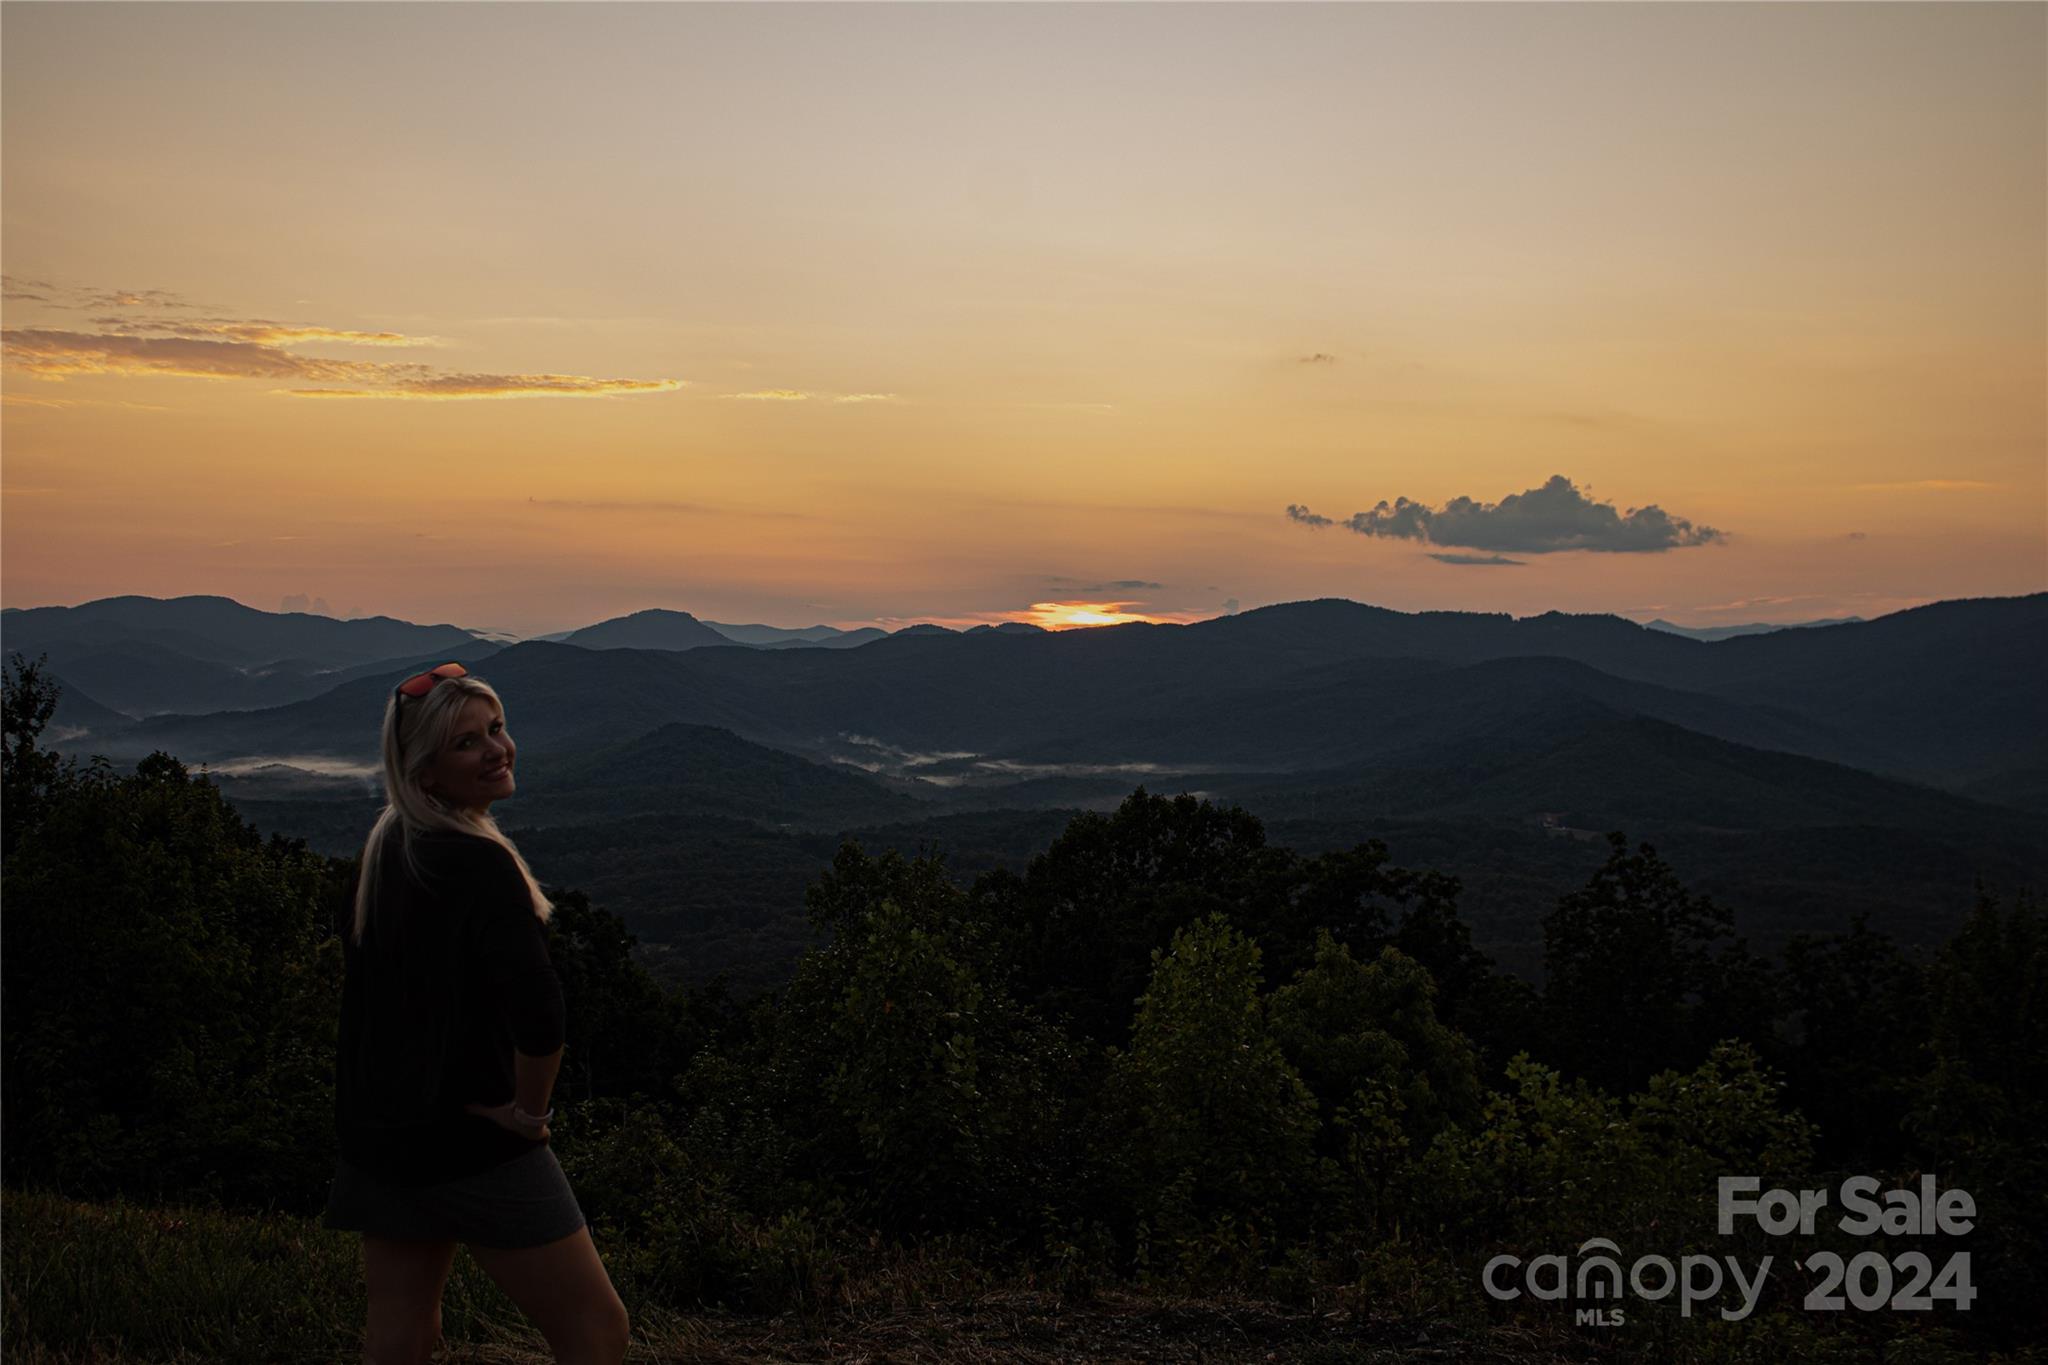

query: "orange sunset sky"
xmin=3 ymin=2 xmax=2042 ymax=637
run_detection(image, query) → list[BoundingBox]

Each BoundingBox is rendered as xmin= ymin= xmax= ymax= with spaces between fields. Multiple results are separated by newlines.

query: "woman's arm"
xmin=514 ymin=1043 xmax=563 ymax=1119
xmin=469 ymin=1044 xmax=563 ymax=1139
xmin=470 ymin=843 xmax=568 ymax=1138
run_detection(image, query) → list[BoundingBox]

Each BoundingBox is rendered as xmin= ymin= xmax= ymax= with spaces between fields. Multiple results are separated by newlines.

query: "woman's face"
xmin=419 ymin=694 xmax=517 ymax=813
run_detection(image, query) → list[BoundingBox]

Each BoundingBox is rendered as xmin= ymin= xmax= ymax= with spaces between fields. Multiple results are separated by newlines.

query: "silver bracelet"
xmin=511 ymin=1104 xmax=554 ymax=1131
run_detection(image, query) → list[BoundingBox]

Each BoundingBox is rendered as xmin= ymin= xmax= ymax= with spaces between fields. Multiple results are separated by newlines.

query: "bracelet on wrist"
xmin=511 ymin=1104 xmax=554 ymax=1131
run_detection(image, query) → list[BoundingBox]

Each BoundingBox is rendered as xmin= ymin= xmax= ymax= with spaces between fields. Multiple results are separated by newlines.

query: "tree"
xmin=1779 ymin=914 xmax=1927 ymax=1166
xmin=1912 ymin=888 xmax=2047 ymax=1335
xmin=0 ymin=739 xmax=340 ymax=1208
xmin=1008 ymin=789 xmax=1293 ymax=1043
xmin=1269 ymin=935 xmax=1482 ymax=1149
xmin=1109 ymin=914 xmax=1319 ymax=1273
xmin=2 ymin=652 xmax=65 ymax=856
xmin=542 ymin=887 xmax=675 ymax=1105
xmin=1542 ymin=833 xmax=1775 ymax=1095
xmin=764 ymin=843 xmax=1077 ymax=1235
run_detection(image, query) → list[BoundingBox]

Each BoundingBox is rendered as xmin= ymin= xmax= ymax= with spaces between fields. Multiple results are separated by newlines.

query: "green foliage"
xmin=3 ymin=690 xmax=2038 ymax=1362
xmin=1414 ymin=1040 xmax=1813 ymax=1280
xmin=2 ymin=653 xmax=65 ymax=858
xmin=1911 ymin=888 xmax=2048 ymax=1338
xmin=543 ymin=888 xmax=674 ymax=1104
xmin=759 ymin=843 xmax=1081 ymax=1236
xmin=1008 ymin=789 xmax=1289 ymax=1042
xmin=1270 ymin=935 xmax=1482 ymax=1148
xmin=812 ymin=894 xmax=993 ymax=1217
xmin=1110 ymin=915 xmax=1320 ymax=1279
xmin=1 ymin=663 xmax=341 ymax=1209
xmin=551 ymin=1098 xmax=845 ymax=1314
xmin=1781 ymin=914 xmax=1928 ymax=1165
xmin=1542 ymin=832 xmax=1777 ymax=1094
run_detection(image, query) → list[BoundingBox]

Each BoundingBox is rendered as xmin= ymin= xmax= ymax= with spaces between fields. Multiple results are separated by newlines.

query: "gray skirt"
xmin=323 ymin=1143 xmax=586 ymax=1250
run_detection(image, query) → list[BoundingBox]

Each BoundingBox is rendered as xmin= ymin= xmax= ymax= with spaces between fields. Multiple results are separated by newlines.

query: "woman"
xmin=324 ymin=662 xmax=629 ymax=1365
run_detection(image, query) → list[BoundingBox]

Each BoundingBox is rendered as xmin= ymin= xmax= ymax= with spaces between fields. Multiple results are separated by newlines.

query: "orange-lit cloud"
xmin=90 ymin=317 xmax=444 ymax=347
xmin=1022 ymin=600 xmax=1157 ymax=629
xmin=721 ymin=390 xmax=901 ymax=404
xmin=3 ymin=320 xmax=681 ymax=400
xmin=84 ymin=287 xmax=189 ymax=310
xmin=4 ymin=328 xmax=393 ymax=381
xmin=0 ymin=391 xmax=171 ymax=412
xmin=285 ymin=373 xmax=684 ymax=400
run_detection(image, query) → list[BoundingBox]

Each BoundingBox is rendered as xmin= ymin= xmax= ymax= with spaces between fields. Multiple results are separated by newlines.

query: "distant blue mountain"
xmin=2 ymin=595 xmax=489 ymax=716
xmin=561 ymin=608 xmax=733 ymax=651
xmin=1646 ymin=616 xmax=1864 ymax=642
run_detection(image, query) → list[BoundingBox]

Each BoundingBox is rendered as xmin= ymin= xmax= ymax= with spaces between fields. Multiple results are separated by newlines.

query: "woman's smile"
xmin=423 ymin=695 xmax=520 ymax=812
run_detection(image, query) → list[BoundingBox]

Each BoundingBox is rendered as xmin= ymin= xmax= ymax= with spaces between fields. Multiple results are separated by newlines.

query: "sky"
xmin=3 ymin=2 xmax=2042 ymax=636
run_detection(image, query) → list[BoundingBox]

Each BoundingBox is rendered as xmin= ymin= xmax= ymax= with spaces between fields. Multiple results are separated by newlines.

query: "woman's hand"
xmin=465 ymin=1100 xmax=551 ymax=1142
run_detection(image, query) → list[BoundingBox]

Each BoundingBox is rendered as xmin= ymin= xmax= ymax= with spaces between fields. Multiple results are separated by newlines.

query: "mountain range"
xmin=20 ymin=589 xmax=2037 ymax=990
xmin=1 ymin=597 xmax=1045 ymax=716
xmin=65 ymin=592 xmax=2041 ymax=794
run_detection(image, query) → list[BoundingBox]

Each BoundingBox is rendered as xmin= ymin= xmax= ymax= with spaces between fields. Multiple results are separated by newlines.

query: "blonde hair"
xmin=351 ymin=673 xmax=553 ymax=944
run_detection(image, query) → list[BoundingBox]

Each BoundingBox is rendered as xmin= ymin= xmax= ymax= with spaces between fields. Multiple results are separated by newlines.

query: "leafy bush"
xmin=1108 ymin=915 xmax=1320 ymax=1279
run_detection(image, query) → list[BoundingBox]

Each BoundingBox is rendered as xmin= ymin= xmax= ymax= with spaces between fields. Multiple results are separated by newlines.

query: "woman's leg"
xmin=361 ymin=1236 xmax=457 ymax=1365
xmin=467 ymin=1226 xmax=630 ymax=1365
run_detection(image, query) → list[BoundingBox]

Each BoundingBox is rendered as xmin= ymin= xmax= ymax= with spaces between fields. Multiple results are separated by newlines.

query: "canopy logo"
xmin=1482 ymin=1174 xmax=1977 ymax=1326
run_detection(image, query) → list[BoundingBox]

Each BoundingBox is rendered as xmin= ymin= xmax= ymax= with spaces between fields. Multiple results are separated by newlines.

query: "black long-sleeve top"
xmin=334 ymin=827 xmax=566 ymax=1187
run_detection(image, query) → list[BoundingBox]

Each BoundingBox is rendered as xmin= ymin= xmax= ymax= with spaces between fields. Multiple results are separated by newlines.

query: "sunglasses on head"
xmin=395 ymin=662 xmax=468 ymax=700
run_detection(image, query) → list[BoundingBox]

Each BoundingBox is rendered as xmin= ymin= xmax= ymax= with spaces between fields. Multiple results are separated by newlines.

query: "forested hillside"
xmin=5 ymin=654 xmax=2042 ymax=1362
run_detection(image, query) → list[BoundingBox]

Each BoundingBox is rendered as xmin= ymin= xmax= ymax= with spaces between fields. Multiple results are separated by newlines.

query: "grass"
xmin=28 ymin=1187 xmax=2019 ymax=1364
xmin=2 ymin=1188 xmax=1578 ymax=1364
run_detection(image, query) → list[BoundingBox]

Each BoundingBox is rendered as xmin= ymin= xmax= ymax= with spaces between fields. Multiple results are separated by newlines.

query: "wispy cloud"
xmin=2 ymin=282 xmax=681 ymax=399
xmin=1852 ymin=480 xmax=1997 ymax=492
xmin=0 ymin=391 xmax=173 ymax=412
xmin=1 ymin=275 xmax=61 ymax=303
xmin=83 ymin=288 xmax=190 ymax=310
xmin=3 ymin=305 xmax=681 ymax=400
xmin=1298 ymin=352 xmax=1338 ymax=365
xmin=1044 ymin=576 xmax=1165 ymax=592
xmin=1293 ymin=475 xmax=1724 ymax=555
xmin=5 ymin=329 xmax=389 ymax=381
xmin=89 ymin=317 xmax=444 ymax=348
xmin=288 ymin=373 xmax=683 ymax=400
xmin=520 ymin=496 xmax=808 ymax=520
xmin=1429 ymin=552 xmax=1525 ymax=566
xmin=526 ymin=496 xmax=717 ymax=515
xmin=1695 ymin=593 xmax=1831 ymax=614
xmin=3 ymin=278 xmax=198 ymax=310
xmin=721 ymin=389 xmax=900 ymax=404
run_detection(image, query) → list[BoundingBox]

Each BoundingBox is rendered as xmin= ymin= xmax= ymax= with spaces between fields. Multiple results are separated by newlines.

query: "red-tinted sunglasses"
xmin=395 ymin=661 xmax=468 ymax=700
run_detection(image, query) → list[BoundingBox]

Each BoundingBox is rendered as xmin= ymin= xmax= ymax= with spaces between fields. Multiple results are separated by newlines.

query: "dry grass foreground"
xmin=2 ymin=1189 xmax=1585 ymax=1364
